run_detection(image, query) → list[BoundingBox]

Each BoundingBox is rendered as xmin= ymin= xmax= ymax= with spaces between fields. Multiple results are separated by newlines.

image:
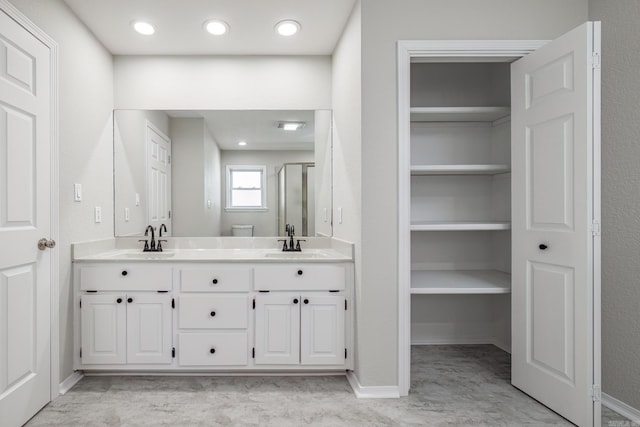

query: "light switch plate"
xmin=94 ymin=206 xmax=102 ymax=223
xmin=74 ymin=183 xmax=82 ymax=202
xmin=124 ymin=207 xmax=130 ymax=221
xmin=135 ymin=193 xmax=140 ymax=206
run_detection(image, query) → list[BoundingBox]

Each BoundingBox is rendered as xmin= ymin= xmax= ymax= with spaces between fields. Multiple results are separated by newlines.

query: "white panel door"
xmin=126 ymin=294 xmax=172 ymax=364
xmin=511 ymin=22 xmax=600 ymax=427
xmin=80 ymin=294 xmax=126 ymax=365
xmin=300 ymin=295 xmax=345 ymax=365
xmin=254 ymin=293 xmax=300 ymax=365
xmin=146 ymin=123 xmax=171 ymax=234
xmin=0 ymin=7 xmax=52 ymax=427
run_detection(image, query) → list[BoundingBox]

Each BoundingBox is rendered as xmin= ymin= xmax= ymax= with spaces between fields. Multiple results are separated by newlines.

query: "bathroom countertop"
xmin=73 ymin=248 xmax=353 ymax=263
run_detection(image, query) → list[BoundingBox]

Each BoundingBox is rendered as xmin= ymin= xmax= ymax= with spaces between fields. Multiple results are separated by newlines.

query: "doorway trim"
xmin=0 ymin=0 xmax=60 ymax=400
xmin=396 ymin=40 xmax=548 ymax=396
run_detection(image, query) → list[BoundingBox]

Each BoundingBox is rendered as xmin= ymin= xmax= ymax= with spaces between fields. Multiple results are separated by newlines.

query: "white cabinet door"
xmin=254 ymin=293 xmax=300 ymax=365
xmin=300 ymin=295 xmax=345 ymax=365
xmin=80 ymin=294 xmax=126 ymax=365
xmin=511 ymin=22 xmax=600 ymax=427
xmin=126 ymin=294 xmax=172 ymax=364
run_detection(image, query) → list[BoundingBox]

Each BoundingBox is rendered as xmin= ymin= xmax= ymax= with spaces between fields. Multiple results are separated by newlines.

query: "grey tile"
xmin=26 ymin=345 xmax=626 ymax=426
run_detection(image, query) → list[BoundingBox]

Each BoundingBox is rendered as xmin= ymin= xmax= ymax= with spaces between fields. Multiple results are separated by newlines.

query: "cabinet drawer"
xmin=178 ymin=295 xmax=248 ymax=329
xmin=79 ymin=264 xmax=172 ymax=291
xmin=178 ymin=332 xmax=248 ymax=366
xmin=253 ymin=264 xmax=345 ymax=291
xmin=180 ymin=268 xmax=252 ymax=292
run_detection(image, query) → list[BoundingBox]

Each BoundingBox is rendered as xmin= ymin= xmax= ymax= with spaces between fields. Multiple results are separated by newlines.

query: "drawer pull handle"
xmin=127 ymin=297 xmax=133 ymax=303
xmin=210 ymin=348 xmax=216 ymax=354
xmin=293 ymin=298 xmax=299 ymax=304
xmin=303 ymin=299 xmax=309 ymax=304
xmin=297 ymin=270 xmax=303 ymax=276
xmin=210 ymin=311 xmax=216 ymax=317
xmin=121 ymin=270 xmax=128 ymax=276
xmin=117 ymin=298 xmax=122 ymax=304
xmin=212 ymin=278 xmax=218 ymax=285
xmin=539 ymin=244 xmax=548 ymax=250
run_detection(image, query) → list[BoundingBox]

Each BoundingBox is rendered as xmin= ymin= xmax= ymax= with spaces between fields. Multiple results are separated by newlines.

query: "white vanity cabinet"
xmin=176 ymin=266 xmax=252 ymax=367
xmin=74 ymin=256 xmax=354 ymax=372
xmin=253 ymin=264 xmax=349 ymax=368
xmin=76 ymin=264 xmax=173 ymax=367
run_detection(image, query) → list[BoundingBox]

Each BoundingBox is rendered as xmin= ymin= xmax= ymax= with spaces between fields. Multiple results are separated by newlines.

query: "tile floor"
xmin=26 ymin=345 xmax=634 ymax=426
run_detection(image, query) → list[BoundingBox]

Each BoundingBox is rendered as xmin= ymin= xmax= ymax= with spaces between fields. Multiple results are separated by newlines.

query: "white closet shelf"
xmin=410 ymin=221 xmax=511 ymax=231
xmin=410 ymin=106 xmax=510 ymax=122
xmin=410 ymin=270 xmax=511 ymax=294
xmin=410 ymin=164 xmax=510 ymax=175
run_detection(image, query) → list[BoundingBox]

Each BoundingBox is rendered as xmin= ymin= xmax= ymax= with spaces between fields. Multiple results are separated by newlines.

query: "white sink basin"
xmin=263 ymin=251 xmax=332 ymax=259
xmin=123 ymin=251 xmax=176 ymax=259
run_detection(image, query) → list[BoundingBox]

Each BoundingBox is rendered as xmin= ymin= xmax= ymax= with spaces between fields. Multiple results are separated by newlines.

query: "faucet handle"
xmin=277 ymin=239 xmax=288 ymax=251
xmin=157 ymin=240 xmax=167 ymax=252
xmin=295 ymin=239 xmax=306 ymax=251
xmin=138 ymin=239 xmax=149 ymax=252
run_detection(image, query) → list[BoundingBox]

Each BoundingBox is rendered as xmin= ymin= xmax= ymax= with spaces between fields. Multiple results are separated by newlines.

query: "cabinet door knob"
xmin=127 ymin=297 xmax=133 ymax=303
xmin=121 ymin=270 xmax=128 ymax=276
xmin=303 ymin=298 xmax=309 ymax=305
xmin=539 ymin=244 xmax=548 ymax=250
xmin=297 ymin=270 xmax=303 ymax=276
xmin=210 ymin=311 xmax=216 ymax=317
xmin=212 ymin=278 xmax=218 ymax=285
xmin=210 ymin=348 xmax=216 ymax=354
xmin=117 ymin=298 xmax=122 ymax=304
xmin=293 ymin=298 xmax=299 ymax=304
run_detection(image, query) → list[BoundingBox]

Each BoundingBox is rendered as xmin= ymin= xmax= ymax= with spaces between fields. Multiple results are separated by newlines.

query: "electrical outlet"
xmin=135 ymin=193 xmax=140 ymax=206
xmin=94 ymin=206 xmax=102 ymax=223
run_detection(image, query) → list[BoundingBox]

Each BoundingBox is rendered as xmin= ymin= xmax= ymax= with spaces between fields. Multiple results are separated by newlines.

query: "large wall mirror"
xmin=114 ymin=110 xmax=332 ymax=237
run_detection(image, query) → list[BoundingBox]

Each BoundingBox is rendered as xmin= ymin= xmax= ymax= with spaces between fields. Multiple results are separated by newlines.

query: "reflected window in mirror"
xmin=226 ymin=165 xmax=267 ymax=210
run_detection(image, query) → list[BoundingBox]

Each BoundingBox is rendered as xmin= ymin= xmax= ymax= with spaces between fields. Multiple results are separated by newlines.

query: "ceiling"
xmin=165 ymin=110 xmax=316 ymax=151
xmin=63 ymin=0 xmax=356 ymax=55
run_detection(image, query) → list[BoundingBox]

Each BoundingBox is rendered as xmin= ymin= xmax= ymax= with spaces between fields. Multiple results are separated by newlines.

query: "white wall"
xmin=314 ymin=110 xmax=332 ymax=237
xmin=589 ymin=0 xmax=640 ymax=411
xmin=114 ymin=56 xmax=331 ymax=110
xmin=331 ymin=0 xmax=363 ymax=379
xmin=171 ymin=117 xmax=222 ymax=236
xmin=357 ymin=0 xmax=588 ymax=387
xmin=204 ymin=125 xmax=222 ymax=237
xmin=9 ymin=0 xmax=114 ymax=381
xmin=114 ymin=110 xmax=170 ymax=236
xmin=220 ymin=150 xmax=314 ymax=236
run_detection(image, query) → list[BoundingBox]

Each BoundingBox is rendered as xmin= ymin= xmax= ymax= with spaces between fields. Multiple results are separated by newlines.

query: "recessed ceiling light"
xmin=238 ymin=141 xmax=247 ymax=146
xmin=131 ymin=21 xmax=155 ymax=35
xmin=277 ymin=121 xmax=306 ymax=131
xmin=275 ymin=20 xmax=301 ymax=36
xmin=204 ymin=20 xmax=229 ymax=36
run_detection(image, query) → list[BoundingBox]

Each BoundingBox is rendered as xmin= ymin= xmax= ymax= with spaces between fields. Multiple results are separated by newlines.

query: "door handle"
xmin=38 ymin=238 xmax=56 ymax=250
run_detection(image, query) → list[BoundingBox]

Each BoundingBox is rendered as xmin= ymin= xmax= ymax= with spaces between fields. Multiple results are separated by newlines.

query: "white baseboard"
xmin=346 ymin=371 xmax=400 ymax=399
xmin=59 ymin=371 xmax=83 ymax=395
xmin=603 ymin=393 xmax=640 ymax=424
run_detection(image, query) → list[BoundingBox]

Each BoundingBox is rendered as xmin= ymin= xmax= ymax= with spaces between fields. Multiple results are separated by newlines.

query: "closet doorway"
xmin=398 ymin=22 xmax=601 ymax=426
